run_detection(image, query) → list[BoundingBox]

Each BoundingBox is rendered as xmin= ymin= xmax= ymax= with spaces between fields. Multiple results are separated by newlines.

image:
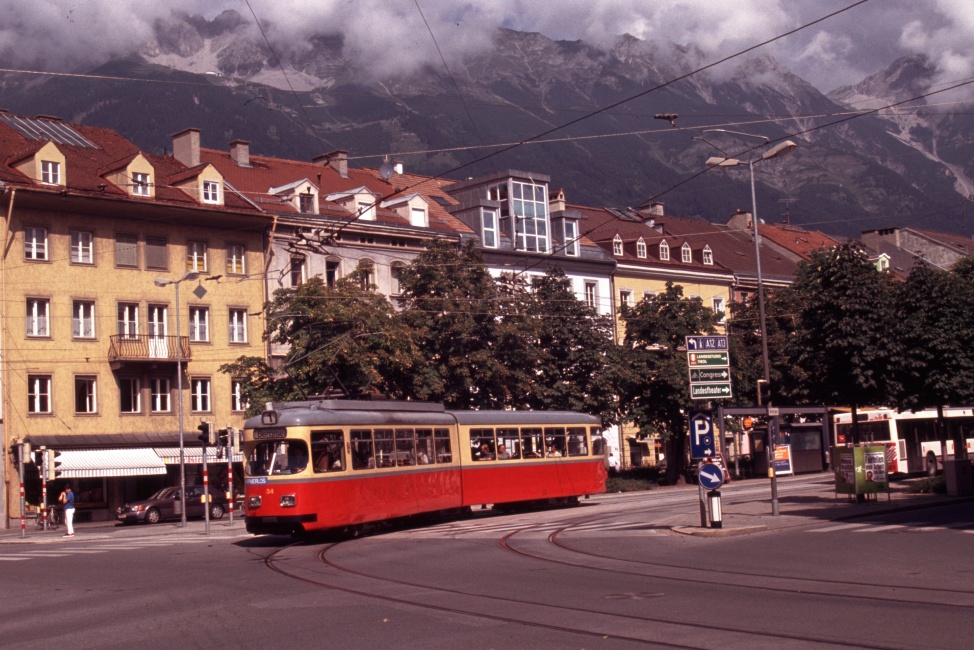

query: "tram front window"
xmin=246 ymin=441 xmax=309 ymax=476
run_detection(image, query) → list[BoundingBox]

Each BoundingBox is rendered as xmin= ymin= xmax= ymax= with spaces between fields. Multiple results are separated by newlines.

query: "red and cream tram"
xmin=242 ymin=398 xmax=608 ymax=535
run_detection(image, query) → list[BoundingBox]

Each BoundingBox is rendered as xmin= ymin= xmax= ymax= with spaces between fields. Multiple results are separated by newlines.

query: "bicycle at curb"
xmin=34 ymin=506 xmax=61 ymax=531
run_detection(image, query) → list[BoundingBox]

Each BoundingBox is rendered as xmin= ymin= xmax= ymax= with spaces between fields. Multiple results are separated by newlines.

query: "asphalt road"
xmin=2 ymin=479 xmax=972 ymax=650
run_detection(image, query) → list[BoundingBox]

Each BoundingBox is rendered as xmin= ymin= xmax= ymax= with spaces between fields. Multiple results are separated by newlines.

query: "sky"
xmin=0 ymin=1 xmax=971 ymax=93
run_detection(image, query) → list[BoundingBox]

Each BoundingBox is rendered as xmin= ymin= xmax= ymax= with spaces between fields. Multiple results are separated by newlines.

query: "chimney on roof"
xmin=646 ymin=201 xmax=665 ymax=217
xmin=230 ymin=139 xmax=250 ymax=167
xmin=549 ymin=188 xmax=566 ymax=213
xmin=172 ymin=128 xmax=200 ymax=167
xmin=727 ymin=208 xmax=753 ymax=231
xmin=314 ymin=150 xmax=348 ymax=178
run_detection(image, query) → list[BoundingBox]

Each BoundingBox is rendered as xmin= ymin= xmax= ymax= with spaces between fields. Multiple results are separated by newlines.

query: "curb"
xmin=671 ymin=525 xmax=768 ymax=537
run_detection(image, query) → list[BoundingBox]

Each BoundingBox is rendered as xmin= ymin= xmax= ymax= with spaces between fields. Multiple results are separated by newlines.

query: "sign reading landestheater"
xmin=686 ymin=335 xmax=732 ymax=400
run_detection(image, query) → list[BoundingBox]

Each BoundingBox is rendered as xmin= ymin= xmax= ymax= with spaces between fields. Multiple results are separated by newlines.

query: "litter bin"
xmin=944 ymin=459 xmax=974 ymax=496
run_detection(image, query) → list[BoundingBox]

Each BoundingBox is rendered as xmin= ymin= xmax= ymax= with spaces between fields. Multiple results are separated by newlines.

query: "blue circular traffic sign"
xmin=698 ymin=462 xmax=724 ymax=490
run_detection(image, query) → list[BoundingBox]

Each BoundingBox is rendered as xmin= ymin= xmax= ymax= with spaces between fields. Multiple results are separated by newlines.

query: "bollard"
xmin=707 ymin=489 xmax=722 ymax=529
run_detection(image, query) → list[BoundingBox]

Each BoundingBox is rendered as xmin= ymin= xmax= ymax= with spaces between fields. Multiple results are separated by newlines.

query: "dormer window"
xmin=410 ymin=207 xmax=427 ymax=227
xmin=132 ymin=172 xmax=151 ymax=196
xmin=613 ymin=234 xmax=623 ymax=256
xmin=202 ymin=180 xmax=220 ymax=204
xmin=482 ymin=209 xmax=498 ymax=248
xmin=299 ymin=192 xmax=315 ymax=213
xmin=703 ymin=245 xmax=713 ymax=265
xmin=681 ymin=243 xmax=692 ymax=263
xmin=328 ymin=187 xmax=377 ymax=221
xmin=564 ymin=220 xmax=579 ymax=256
xmin=380 ymin=193 xmax=428 ymax=227
xmin=660 ymin=240 xmax=670 ymax=261
xmin=41 ymin=161 xmax=60 ymax=185
xmin=636 ymin=238 xmax=646 ymax=258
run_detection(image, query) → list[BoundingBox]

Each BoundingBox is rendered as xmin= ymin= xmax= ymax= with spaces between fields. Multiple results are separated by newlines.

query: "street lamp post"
xmin=705 ymin=133 xmax=797 ymax=516
xmin=154 ymin=269 xmax=200 ymax=527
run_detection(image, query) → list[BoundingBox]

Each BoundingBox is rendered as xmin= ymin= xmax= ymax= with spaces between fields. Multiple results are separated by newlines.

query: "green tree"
xmin=618 ymin=282 xmax=721 ymax=484
xmin=786 ymin=242 xmax=899 ymax=440
xmin=220 ymin=275 xmax=420 ymax=414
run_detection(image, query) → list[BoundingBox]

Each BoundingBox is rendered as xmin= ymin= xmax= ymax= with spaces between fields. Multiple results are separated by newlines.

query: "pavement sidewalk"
xmin=1 ymin=513 xmax=249 ymax=544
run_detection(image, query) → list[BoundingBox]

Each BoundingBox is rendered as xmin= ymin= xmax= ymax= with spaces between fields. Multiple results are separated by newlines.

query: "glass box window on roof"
xmin=0 ymin=114 xmax=98 ymax=148
xmin=511 ymin=181 xmax=548 ymax=253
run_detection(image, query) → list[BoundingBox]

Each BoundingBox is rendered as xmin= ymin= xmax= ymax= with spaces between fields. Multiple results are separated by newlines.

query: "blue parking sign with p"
xmin=689 ymin=411 xmax=715 ymax=459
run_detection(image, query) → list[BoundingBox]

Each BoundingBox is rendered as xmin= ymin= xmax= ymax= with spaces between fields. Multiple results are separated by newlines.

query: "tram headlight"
xmin=280 ymin=494 xmax=296 ymax=508
xmin=248 ymin=496 xmax=262 ymax=509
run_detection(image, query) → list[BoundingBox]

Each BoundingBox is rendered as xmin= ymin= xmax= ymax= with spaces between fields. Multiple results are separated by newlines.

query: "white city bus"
xmin=833 ymin=407 xmax=974 ymax=474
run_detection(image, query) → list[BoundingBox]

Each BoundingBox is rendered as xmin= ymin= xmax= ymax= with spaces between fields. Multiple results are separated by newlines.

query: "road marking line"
xmin=809 ymin=523 xmax=869 ymax=533
xmin=0 ymin=557 xmax=33 ymax=561
xmin=853 ymin=525 xmax=904 ymax=533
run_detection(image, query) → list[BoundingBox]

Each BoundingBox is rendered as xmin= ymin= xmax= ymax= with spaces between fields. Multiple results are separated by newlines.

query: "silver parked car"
xmin=117 ymin=486 xmax=227 ymax=524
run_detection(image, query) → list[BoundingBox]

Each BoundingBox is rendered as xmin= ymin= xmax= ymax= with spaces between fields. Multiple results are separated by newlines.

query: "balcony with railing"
xmin=109 ymin=335 xmax=191 ymax=368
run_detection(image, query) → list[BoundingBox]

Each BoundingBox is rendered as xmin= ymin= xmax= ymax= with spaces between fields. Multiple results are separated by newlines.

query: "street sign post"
xmin=698 ymin=462 xmax=725 ymax=490
xmin=687 ymin=351 xmax=729 ymax=367
xmin=686 ymin=336 xmax=728 ymax=351
xmin=690 ymin=368 xmax=730 ymax=382
xmin=689 ymin=411 xmax=716 ymax=459
xmin=690 ymin=383 xmax=733 ymax=399
xmin=686 ymin=335 xmax=732 ymax=401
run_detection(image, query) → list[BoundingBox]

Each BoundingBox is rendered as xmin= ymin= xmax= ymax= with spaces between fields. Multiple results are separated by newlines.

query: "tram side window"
xmin=395 ymin=428 xmax=416 ymax=466
xmin=351 ymin=429 xmax=374 ymax=470
xmin=416 ymin=429 xmax=433 ymax=465
xmin=545 ymin=428 xmax=566 ymax=457
xmin=567 ymin=426 xmax=588 ymax=457
xmin=592 ymin=431 xmax=606 ymax=457
xmin=520 ymin=427 xmax=543 ymax=458
xmin=247 ymin=440 xmax=308 ymax=476
xmin=312 ymin=430 xmax=345 ymax=473
xmin=471 ymin=428 xmax=495 ymax=460
xmin=434 ymin=428 xmax=452 ymax=463
xmin=496 ymin=427 xmax=519 ymax=459
xmin=374 ymin=428 xmax=395 ymax=467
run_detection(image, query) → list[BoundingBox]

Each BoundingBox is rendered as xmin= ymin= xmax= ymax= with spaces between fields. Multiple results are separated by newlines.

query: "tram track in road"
xmin=258 ymin=514 xmax=905 ymax=650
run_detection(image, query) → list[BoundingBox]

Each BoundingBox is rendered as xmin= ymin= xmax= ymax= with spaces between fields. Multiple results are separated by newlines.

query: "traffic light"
xmin=197 ymin=421 xmax=211 ymax=445
xmin=757 ymin=379 xmax=771 ymax=406
xmin=22 ymin=441 xmax=32 ymax=462
xmin=229 ymin=427 xmax=240 ymax=454
xmin=47 ymin=449 xmax=62 ymax=480
xmin=217 ymin=428 xmax=229 ymax=448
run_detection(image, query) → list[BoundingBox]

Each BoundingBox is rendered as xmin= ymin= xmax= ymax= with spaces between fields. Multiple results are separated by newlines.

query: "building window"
xmin=115 ymin=233 xmax=138 ymax=268
xmin=637 ymin=238 xmax=647 ymax=259
xmin=289 ymin=256 xmax=306 ymax=287
xmin=72 ymin=300 xmax=95 ymax=339
xmin=191 ymin=378 xmax=211 ymax=412
xmin=564 ymin=220 xmax=580 ymax=256
xmin=24 ymin=227 xmax=48 ymax=260
xmin=120 ymin=378 xmax=141 ymax=413
xmin=227 ymin=244 xmax=246 ymax=275
xmin=584 ymin=281 xmax=598 ymax=310
xmin=410 ymin=206 xmax=428 ymax=227
xmin=132 ymin=172 xmax=151 ymax=196
xmin=325 ymin=259 xmax=340 ymax=289
xmin=75 ymin=376 xmax=97 ymax=414
xmin=357 ymin=200 xmax=376 ymax=221
xmin=681 ymin=243 xmax=692 ymax=263
xmin=613 ymin=234 xmax=623 ymax=257
xmin=358 ymin=259 xmax=375 ymax=290
xmin=26 ymin=298 xmax=50 ymax=337
xmin=643 ymin=290 xmax=656 ymax=301
xmin=619 ymin=290 xmax=632 ymax=310
xmin=229 ymin=309 xmax=248 ymax=343
xmin=512 ymin=181 xmax=548 ymax=252
xmin=150 ymin=378 xmax=171 ymax=413
xmin=189 ymin=306 xmax=209 ymax=342
xmin=660 ymin=240 xmax=670 ymax=261
xmin=390 ymin=263 xmax=405 ymax=295
xmin=712 ymin=296 xmax=726 ymax=323
xmin=28 ymin=375 xmax=51 ymax=414
xmin=202 ymin=180 xmax=220 ymax=203
xmin=482 ymin=209 xmax=498 ymax=249
xmin=70 ymin=230 xmax=94 ymax=264
xmin=299 ymin=192 xmax=315 ymax=214
xmin=41 ymin=160 xmax=60 ymax=185
xmin=147 ymin=304 xmax=168 ymax=340
xmin=145 ymin=236 xmax=168 ymax=270
xmin=117 ymin=303 xmax=139 ymax=339
xmin=703 ymin=245 xmax=714 ymax=265
xmin=187 ymin=241 xmax=208 ymax=272
xmin=231 ymin=380 xmax=247 ymax=413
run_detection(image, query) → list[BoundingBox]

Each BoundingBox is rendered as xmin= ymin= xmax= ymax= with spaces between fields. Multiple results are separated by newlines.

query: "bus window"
xmin=567 ymin=427 xmax=587 ymax=456
xmin=520 ymin=427 xmax=543 ymax=458
xmin=496 ymin=427 xmax=519 ymax=459
xmin=351 ymin=429 xmax=374 ymax=470
xmin=311 ymin=430 xmax=345 ymax=473
xmin=416 ymin=429 xmax=433 ymax=464
xmin=395 ymin=428 xmax=416 ymax=466
xmin=247 ymin=440 xmax=308 ymax=476
xmin=471 ymin=428 xmax=495 ymax=460
xmin=374 ymin=429 xmax=395 ymax=467
xmin=545 ymin=428 xmax=566 ymax=457
xmin=434 ymin=428 xmax=452 ymax=463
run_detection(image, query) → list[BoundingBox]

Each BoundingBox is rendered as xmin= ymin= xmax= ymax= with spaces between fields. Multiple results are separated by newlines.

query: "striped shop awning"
xmin=57 ymin=448 xmax=168 ymax=478
xmin=153 ymin=447 xmax=244 ymax=465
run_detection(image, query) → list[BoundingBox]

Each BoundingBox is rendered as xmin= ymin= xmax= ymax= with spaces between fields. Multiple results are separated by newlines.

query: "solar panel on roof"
xmin=0 ymin=114 xmax=99 ymax=149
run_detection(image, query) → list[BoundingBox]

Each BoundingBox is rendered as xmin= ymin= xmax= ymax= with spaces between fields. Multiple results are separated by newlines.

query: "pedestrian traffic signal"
xmin=757 ymin=379 xmax=771 ymax=406
xmin=47 ymin=449 xmax=62 ymax=480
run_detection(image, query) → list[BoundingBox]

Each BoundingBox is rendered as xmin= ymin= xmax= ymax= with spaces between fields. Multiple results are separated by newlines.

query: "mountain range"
xmin=1 ymin=9 xmax=972 ymax=239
